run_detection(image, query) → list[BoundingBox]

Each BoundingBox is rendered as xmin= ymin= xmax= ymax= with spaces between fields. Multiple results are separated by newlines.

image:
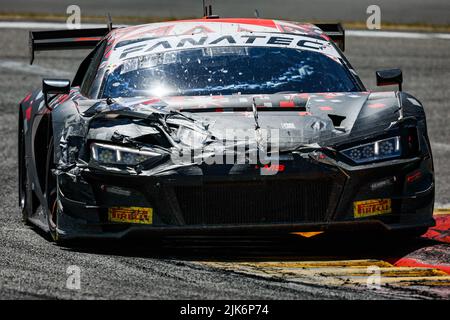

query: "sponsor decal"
xmin=108 ymin=207 xmax=153 ymax=224
xmin=353 ymin=199 xmax=391 ymax=218
xmin=113 ymin=32 xmax=338 ymax=61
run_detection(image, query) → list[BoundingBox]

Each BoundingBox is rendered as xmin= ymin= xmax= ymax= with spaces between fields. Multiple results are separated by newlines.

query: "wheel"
xmin=18 ymin=111 xmax=31 ymax=222
xmin=44 ymin=136 xmax=59 ymax=242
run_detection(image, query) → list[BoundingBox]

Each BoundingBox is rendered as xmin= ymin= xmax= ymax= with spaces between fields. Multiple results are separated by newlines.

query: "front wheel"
xmin=18 ymin=111 xmax=30 ymax=222
xmin=44 ymin=136 xmax=59 ymax=242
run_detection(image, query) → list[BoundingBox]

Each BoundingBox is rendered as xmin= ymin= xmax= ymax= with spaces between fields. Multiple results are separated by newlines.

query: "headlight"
xmin=177 ymin=126 xmax=208 ymax=148
xmin=91 ymin=143 xmax=160 ymax=166
xmin=341 ymin=136 xmax=401 ymax=164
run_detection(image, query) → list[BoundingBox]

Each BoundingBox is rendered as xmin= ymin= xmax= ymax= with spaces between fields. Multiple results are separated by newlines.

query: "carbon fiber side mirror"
xmin=376 ymin=69 xmax=403 ymax=91
xmin=42 ymin=79 xmax=70 ymax=110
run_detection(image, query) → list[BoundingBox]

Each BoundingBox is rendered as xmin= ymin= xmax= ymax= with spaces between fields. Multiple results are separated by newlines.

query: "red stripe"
xmin=61 ymin=95 xmax=70 ymax=104
xmin=23 ymin=93 xmax=32 ymax=103
xmin=295 ymin=93 xmax=310 ymax=99
xmin=423 ymin=215 xmax=450 ymax=243
xmin=280 ymin=101 xmax=295 ymax=107
xmin=368 ymin=103 xmax=386 ymax=109
xmin=392 ymin=258 xmax=450 ymax=275
xmin=182 ymin=18 xmax=277 ymax=29
xmin=75 ymin=37 xmax=102 ymax=42
xmin=25 ymin=106 xmax=32 ymax=121
xmin=406 ymin=170 xmax=422 ymax=183
xmin=104 ymin=45 xmax=113 ymax=59
xmin=141 ymin=98 xmax=161 ymax=105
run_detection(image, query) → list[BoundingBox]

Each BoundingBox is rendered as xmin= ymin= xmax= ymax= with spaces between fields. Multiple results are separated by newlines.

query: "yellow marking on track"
xmin=219 ymin=259 xmax=392 ymax=268
xmin=259 ymin=266 xmax=447 ymax=277
xmin=200 ymin=259 xmax=450 ymax=293
xmin=434 ymin=209 xmax=450 ymax=215
xmin=197 ymin=210 xmax=450 ymax=295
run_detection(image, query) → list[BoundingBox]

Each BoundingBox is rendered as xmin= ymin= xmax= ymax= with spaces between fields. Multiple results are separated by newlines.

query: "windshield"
xmin=102 ymin=46 xmax=360 ymax=98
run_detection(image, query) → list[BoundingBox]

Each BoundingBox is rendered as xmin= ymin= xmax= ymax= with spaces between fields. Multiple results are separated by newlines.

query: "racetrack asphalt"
xmin=0 ymin=26 xmax=449 ymax=299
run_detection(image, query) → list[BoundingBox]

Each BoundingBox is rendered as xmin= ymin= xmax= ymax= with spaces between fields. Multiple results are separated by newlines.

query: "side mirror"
xmin=376 ymin=69 xmax=403 ymax=91
xmin=42 ymin=79 xmax=71 ymax=110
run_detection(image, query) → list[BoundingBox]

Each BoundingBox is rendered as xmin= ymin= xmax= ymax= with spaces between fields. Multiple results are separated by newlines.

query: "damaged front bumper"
xmin=55 ymin=154 xmax=435 ymax=240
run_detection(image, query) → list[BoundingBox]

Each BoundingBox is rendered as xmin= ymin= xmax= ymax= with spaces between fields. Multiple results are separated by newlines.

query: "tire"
xmin=18 ymin=111 xmax=30 ymax=222
xmin=44 ymin=136 xmax=59 ymax=242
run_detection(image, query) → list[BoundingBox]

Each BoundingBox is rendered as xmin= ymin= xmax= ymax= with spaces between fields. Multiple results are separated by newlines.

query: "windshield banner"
xmin=111 ymin=32 xmax=340 ymax=63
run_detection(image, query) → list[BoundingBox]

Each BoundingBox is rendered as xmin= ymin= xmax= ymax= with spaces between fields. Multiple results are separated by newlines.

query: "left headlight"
xmin=341 ymin=136 xmax=401 ymax=164
xmin=177 ymin=126 xmax=208 ymax=148
xmin=91 ymin=143 xmax=160 ymax=166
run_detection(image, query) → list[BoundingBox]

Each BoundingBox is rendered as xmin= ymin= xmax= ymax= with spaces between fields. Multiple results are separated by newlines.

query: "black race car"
xmin=19 ymin=17 xmax=435 ymax=243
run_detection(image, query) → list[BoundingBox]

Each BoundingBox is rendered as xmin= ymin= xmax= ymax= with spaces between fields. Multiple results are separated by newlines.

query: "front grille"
xmin=175 ymin=180 xmax=332 ymax=225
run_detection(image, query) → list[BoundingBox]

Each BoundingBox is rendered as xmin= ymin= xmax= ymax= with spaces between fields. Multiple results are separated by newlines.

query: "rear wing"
xmin=314 ymin=23 xmax=345 ymax=51
xmin=29 ymin=27 xmax=112 ymax=64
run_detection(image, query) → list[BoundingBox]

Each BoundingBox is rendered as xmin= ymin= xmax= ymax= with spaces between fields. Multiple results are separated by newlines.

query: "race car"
xmin=18 ymin=16 xmax=435 ymax=243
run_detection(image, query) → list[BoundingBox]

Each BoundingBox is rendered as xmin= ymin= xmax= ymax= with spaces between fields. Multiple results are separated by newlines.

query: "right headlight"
xmin=90 ymin=142 xmax=160 ymax=166
xmin=341 ymin=136 xmax=401 ymax=164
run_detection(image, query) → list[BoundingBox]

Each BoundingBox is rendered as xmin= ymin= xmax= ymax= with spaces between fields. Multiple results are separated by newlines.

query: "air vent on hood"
xmin=327 ymin=114 xmax=346 ymax=127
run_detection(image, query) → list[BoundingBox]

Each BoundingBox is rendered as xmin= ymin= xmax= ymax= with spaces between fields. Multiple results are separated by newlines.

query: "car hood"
xmin=79 ymin=91 xmax=401 ymax=149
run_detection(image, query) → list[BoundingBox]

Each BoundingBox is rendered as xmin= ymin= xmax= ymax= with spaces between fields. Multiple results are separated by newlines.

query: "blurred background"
xmin=0 ymin=0 xmax=449 ymax=27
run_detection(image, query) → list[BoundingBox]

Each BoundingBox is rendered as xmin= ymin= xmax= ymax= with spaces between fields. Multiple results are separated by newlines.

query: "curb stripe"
xmin=424 ymin=214 xmax=450 ymax=243
xmin=392 ymin=258 xmax=450 ymax=275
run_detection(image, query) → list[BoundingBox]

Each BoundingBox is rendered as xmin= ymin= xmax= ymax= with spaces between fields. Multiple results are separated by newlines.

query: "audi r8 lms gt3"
xmin=18 ymin=18 xmax=435 ymax=242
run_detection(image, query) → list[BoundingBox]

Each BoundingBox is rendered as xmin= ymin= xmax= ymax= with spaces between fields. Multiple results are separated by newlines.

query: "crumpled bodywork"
xmin=51 ymin=90 xmax=402 ymax=175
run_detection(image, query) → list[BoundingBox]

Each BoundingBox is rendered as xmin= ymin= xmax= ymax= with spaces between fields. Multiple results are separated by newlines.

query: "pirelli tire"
xmin=44 ymin=136 xmax=61 ymax=243
xmin=18 ymin=109 xmax=30 ymax=222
